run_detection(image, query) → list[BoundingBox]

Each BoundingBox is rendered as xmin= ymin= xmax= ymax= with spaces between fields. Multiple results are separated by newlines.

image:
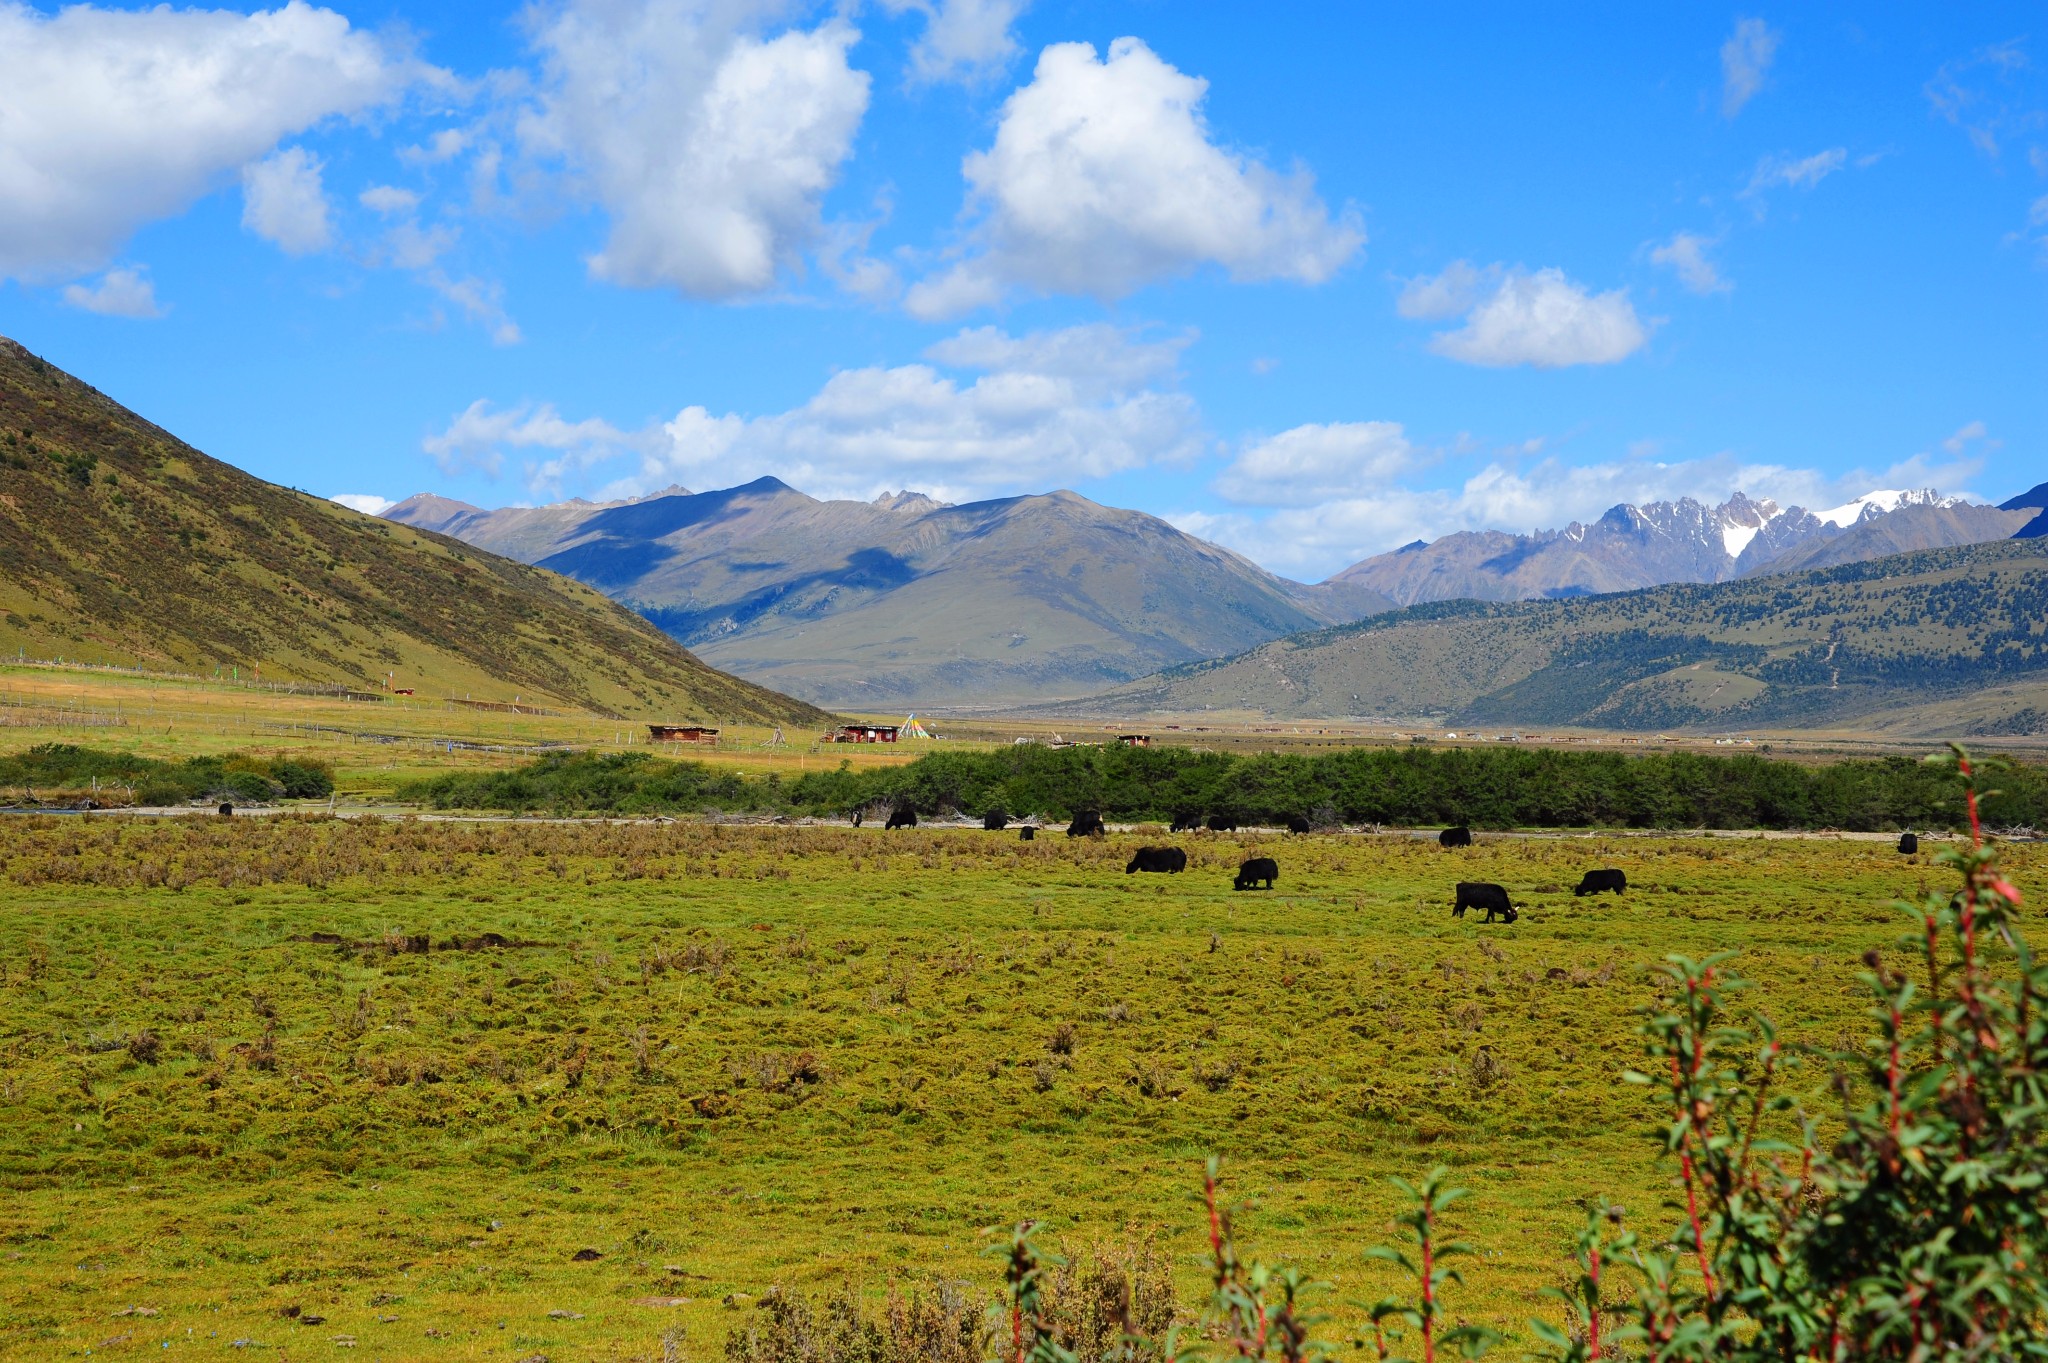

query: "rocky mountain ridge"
xmin=1325 ymin=488 xmax=2016 ymax=606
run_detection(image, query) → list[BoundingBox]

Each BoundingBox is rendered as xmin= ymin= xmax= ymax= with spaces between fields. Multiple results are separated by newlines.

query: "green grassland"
xmin=1 ymin=813 xmax=2027 ymax=1360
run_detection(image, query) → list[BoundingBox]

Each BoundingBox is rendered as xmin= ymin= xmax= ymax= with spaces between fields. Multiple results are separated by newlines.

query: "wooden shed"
xmin=829 ymin=724 xmax=899 ymax=744
xmin=647 ymin=724 xmax=720 ymax=745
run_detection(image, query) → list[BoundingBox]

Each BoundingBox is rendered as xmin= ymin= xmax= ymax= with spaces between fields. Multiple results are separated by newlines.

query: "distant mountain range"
xmin=1328 ymin=489 xmax=2039 ymax=606
xmin=0 ymin=337 xmax=824 ymax=726
xmin=385 ymin=479 xmax=1394 ymax=706
xmin=391 ymin=477 xmax=2043 ymax=709
xmin=1057 ymin=537 xmax=2048 ymax=738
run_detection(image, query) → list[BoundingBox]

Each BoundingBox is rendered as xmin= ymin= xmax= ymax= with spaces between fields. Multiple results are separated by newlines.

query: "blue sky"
xmin=2 ymin=0 xmax=2043 ymax=579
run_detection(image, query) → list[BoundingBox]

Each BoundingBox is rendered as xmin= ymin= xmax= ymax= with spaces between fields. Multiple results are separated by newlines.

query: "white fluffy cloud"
xmin=425 ymin=401 xmax=634 ymax=480
xmin=424 ymin=324 xmax=1200 ymax=501
xmin=0 ymin=0 xmax=427 ymax=282
xmin=881 ymin=0 xmax=1026 ymax=85
xmin=422 ymin=273 xmax=523 ymax=347
xmin=330 ymin=493 xmax=396 ymax=515
xmin=1925 ymin=40 xmax=2035 ymax=159
xmin=923 ymin=322 xmax=1189 ymax=388
xmin=906 ymin=37 xmax=1363 ymax=317
xmin=1215 ymin=422 xmax=1416 ymax=507
xmin=359 ymin=184 xmax=421 ymax=216
xmin=1941 ymin=420 xmax=1991 ymax=456
xmin=1650 ymin=231 xmax=1730 ymax=294
xmin=1744 ymin=147 xmax=1847 ymax=198
xmin=1401 ymin=263 xmax=1649 ymax=368
xmin=519 ymin=0 xmax=870 ymax=298
xmin=60 ymin=266 xmax=167 ymax=319
xmin=1720 ymin=17 xmax=1779 ymax=117
xmin=241 ymin=146 xmax=332 ymax=255
xmin=1394 ymin=259 xmax=1491 ymax=321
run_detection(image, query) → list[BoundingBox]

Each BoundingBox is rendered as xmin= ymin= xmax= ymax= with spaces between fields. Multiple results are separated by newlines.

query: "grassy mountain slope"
xmin=390 ymin=478 xmax=1395 ymax=707
xmin=1056 ymin=537 xmax=2048 ymax=735
xmin=0 ymin=337 xmax=825 ymax=725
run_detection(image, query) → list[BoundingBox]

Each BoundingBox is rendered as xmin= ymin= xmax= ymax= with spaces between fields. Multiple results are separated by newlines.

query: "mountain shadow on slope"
xmin=2008 ymin=478 xmax=2048 ymax=541
xmin=632 ymin=547 xmax=925 ymax=641
xmin=387 ymin=480 xmax=1394 ymax=706
xmin=2001 ymin=482 xmax=2048 ymax=513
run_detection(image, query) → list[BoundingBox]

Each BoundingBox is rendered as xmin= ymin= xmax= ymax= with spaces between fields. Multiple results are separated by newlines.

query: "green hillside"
xmin=1059 ymin=537 xmax=2048 ymax=735
xmin=0 ymin=337 xmax=827 ymax=726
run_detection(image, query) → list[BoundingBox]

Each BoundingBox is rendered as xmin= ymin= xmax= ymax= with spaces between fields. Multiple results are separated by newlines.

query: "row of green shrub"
xmin=0 ymin=744 xmax=333 ymax=806
xmin=403 ymin=743 xmax=2047 ymax=831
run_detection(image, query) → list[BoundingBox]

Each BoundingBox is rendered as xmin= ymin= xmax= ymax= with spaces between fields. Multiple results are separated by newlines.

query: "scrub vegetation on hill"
xmin=1066 ymin=537 xmax=2048 ymax=735
xmin=401 ymin=742 xmax=2048 ymax=831
xmin=0 ymin=337 xmax=825 ymax=725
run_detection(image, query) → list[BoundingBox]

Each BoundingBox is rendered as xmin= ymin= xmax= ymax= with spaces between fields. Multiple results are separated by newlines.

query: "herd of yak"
xmin=853 ymin=805 xmax=1921 ymax=926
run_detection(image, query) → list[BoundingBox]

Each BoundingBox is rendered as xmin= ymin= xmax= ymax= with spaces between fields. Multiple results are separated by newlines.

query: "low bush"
xmin=404 ymin=743 xmax=2046 ymax=831
xmin=0 ymin=743 xmax=332 ymax=805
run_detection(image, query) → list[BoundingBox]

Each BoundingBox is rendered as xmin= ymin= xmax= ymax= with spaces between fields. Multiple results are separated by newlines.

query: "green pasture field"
xmin=0 ymin=815 xmax=2031 ymax=1360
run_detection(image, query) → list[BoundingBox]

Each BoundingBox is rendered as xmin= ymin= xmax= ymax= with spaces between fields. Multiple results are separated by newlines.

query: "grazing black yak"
xmin=1206 ymin=815 xmax=1238 ymax=832
xmin=1066 ymin=811 xmax=1106 ymax=838
xmin=983 ymin=809 xmax=1010 ymax=831
xmin=1234 ymin=857 xmax=1278 ymax=891
xmin=1170 ymin=813 xmax=1202 ymax=832
xmin=1286 ymin=816 xmax=1311 ymax=834
xmin=1019 ymin=826 xmax=1036 ymax=841
xmin=1126 ymin=847 xmax=1187 ymax=874
xmin=1898 ymin=833 xmax=1919 ymax=855
xmin=885 ymin=806 xmax=918 ymax=830
xmin=1574 ymin=869 xmax=1627 ymax=896
xmin=1453 ymin=882 xmax=1516 ymax=922
xmin=1439 ymin=826 xmax=1472 ymax=848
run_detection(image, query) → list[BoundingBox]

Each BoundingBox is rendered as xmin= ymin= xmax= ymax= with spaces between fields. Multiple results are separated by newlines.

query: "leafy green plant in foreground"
xmin=1363 ymin=1168 xmax=1497 ymax=1363
xmin=988 ymin=747 xmax=2045 ymax=1361
xmin=1602 ymin=747 xmax=2046 ymax=1360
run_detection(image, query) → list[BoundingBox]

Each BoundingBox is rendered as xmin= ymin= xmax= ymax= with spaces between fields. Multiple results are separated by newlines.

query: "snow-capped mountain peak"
xmin=1816 ymin=488 xmax=1960 ymax=529
xmin=1325 ymin=485 xmax=2022 ymax=608
xmin=1717 ymin=491 xmax=1780 ymax=559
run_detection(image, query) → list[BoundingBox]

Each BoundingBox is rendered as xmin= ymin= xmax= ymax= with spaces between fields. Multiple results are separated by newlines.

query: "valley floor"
xmin=0 ymin=816 xmax=2024 ymax=1359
